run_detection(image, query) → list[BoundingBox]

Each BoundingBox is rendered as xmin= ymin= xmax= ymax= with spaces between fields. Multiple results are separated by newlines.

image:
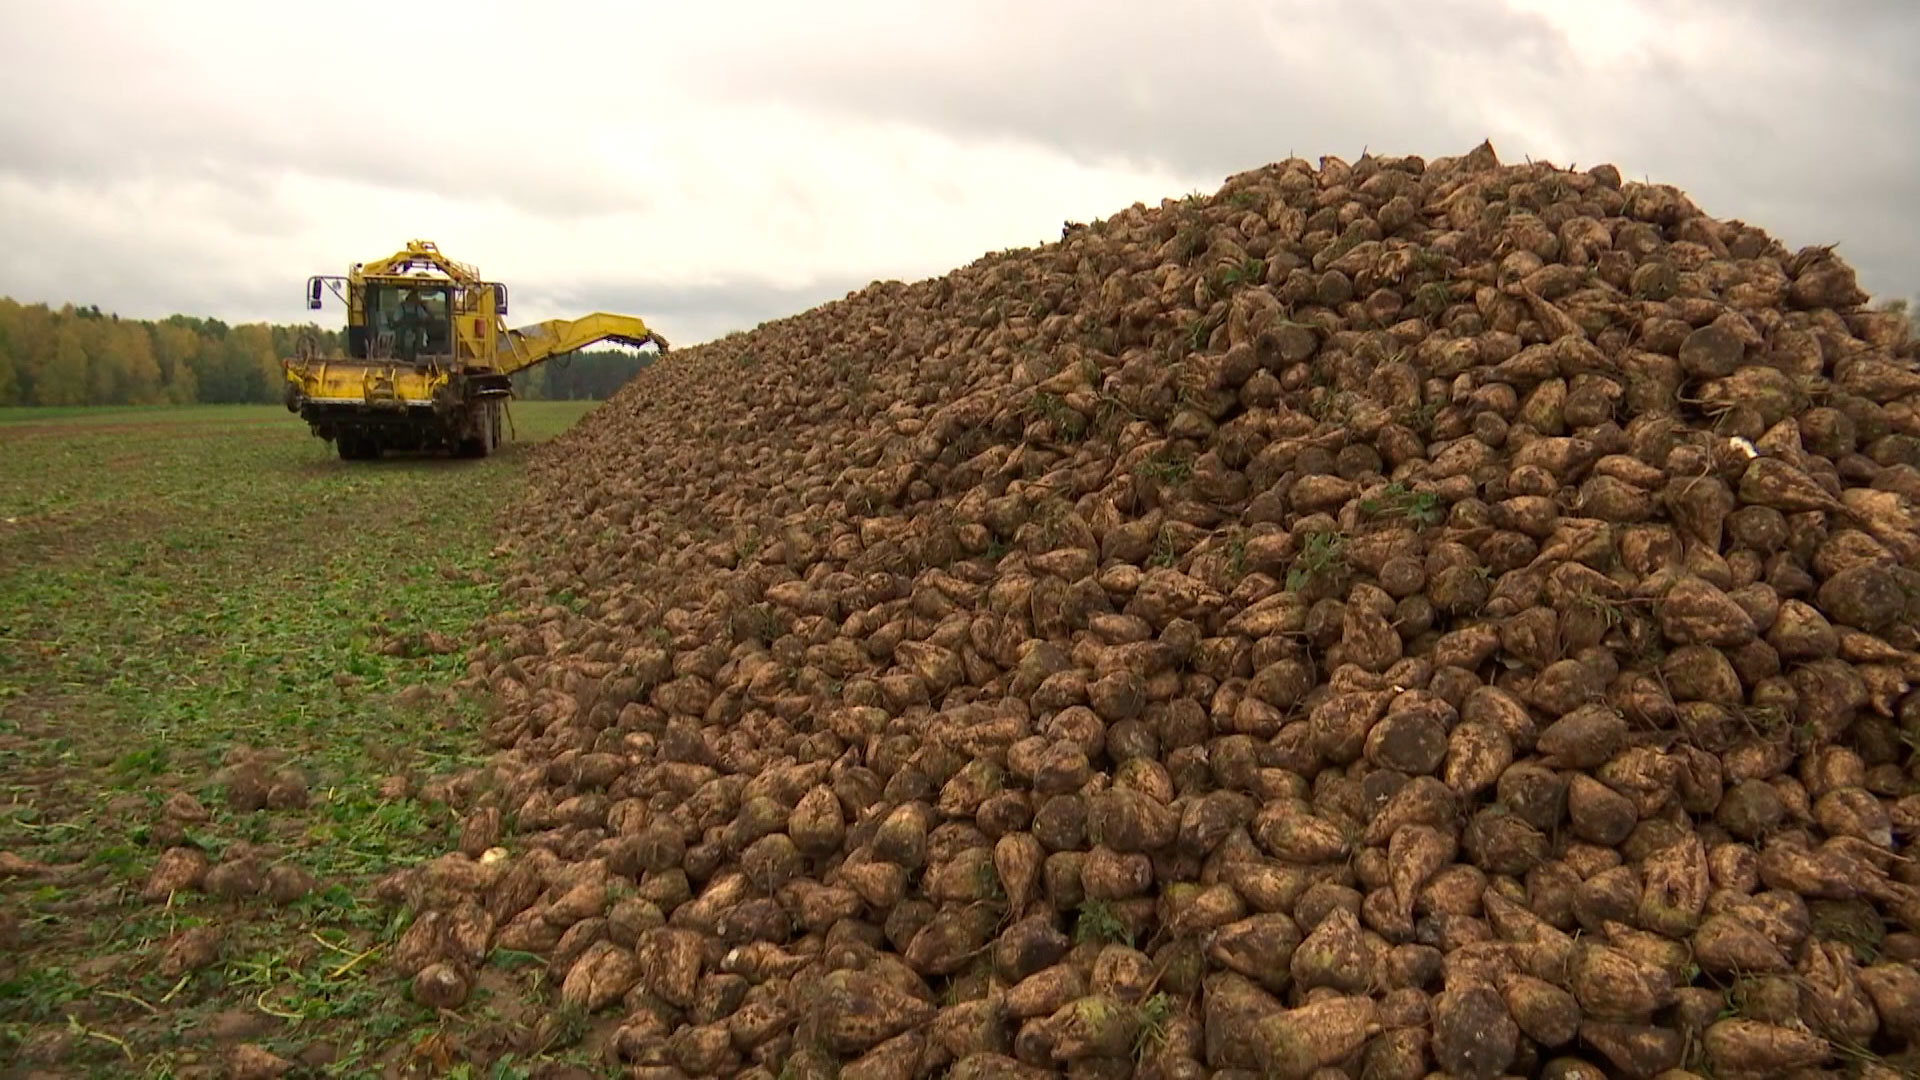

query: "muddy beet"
xmin=376 ymin=141 xmax=1920 ymax=1077
xmin=411 ymin=961 xmax=471 ymax=1010
xmin=158 ymin=926 xmax=223 ymax=977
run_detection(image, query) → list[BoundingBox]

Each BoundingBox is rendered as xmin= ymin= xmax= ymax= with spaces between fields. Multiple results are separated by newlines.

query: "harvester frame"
xmin=281 ymin=240 xmax=667 ymax=460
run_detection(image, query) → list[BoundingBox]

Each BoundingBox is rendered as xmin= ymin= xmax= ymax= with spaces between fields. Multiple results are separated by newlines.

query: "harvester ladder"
xmin=363 ymin=365 xmax=401 ymax=408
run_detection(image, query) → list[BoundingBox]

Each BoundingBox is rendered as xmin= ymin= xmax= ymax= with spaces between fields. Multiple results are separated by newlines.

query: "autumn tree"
xmin=38 ymin=323 xmax=90 ymax=406
xmin=0 ymin=298 xmax=344 ymax=406
xmin=153 ymin=322 xmax=201 ymax=404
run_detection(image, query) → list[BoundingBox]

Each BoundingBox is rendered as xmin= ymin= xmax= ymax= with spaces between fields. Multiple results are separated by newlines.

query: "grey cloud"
xmin=0 ymin=55 xmax=647 ymax=222
xmin=521 ymin=276 xmax=881 ymax=350
xmin=2 ymin=0 xmax=1917 ymax=335
xmin=0 ymin=111 xmax=649 ymax=223
xmin=0 ymin=216 xmax=301 ymax=327
xmin=678 ymin=0 xmax=1920 ymax=298
xmin=0 ymin=146 xmax=860 ymax=342
xmin=674 ymin=1 xmax=1572 ymax=175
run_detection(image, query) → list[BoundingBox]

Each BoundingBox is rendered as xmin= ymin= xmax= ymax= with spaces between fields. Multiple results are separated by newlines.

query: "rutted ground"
xmin=0 ymin=401 xmax=602 ymax=1079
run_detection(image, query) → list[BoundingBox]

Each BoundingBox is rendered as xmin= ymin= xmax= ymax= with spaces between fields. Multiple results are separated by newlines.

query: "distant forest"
xmin=511 ymin=350 xmax=654 ymax=400
xmin=0 ymin=298 xmax=651 ymax=407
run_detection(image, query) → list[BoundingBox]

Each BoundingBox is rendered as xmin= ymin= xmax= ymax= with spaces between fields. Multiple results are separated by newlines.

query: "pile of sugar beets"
xmin=397 ymin=141 xmax=1920 ymax=1079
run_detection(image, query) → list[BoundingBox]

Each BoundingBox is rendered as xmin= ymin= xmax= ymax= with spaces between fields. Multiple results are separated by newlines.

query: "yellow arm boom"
xmin=499 ymin=313 xmax=668 ymax=376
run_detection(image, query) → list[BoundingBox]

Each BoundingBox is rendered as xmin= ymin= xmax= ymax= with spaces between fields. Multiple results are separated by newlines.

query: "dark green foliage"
xmin=510 ymin=348 xmax=655 ymax=400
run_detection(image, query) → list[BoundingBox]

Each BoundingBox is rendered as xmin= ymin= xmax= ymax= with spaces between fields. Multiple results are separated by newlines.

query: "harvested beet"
xmin=361 ymin=142 xmax=1920 ymax=1078
xmin=1702 ymin=1017 xmax=1829 ymax=1075
xmin=142 ymin=846 xmax=210 ymax=901
xmin=412 ymin=961 xmax=471 ymax=1010
xmin=1500 ymin=972 xmax=1579 ymax=1048
xmin=1249 ymin=995 xmax=1378 ymax=1080
xmin=1432 ymin=985 xmax=1519 ymax=1079
xmin=157 ymin=926 xmax=222 ymax=978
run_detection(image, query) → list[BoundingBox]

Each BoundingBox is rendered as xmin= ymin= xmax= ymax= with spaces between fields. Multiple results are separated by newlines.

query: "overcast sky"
xmin=1 ymin=1 xmax=1915 ymax=346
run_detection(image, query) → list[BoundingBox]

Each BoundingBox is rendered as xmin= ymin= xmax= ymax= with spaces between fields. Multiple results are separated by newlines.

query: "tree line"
xmin=0 ymin=298 xmax=335 ymax=407
xmin=510 ymin=349 xmax=654 ymax=400
xmin=0 ymin=298 xmax=651 ymax=407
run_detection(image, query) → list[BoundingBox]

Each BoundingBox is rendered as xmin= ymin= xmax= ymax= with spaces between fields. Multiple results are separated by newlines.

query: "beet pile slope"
xmin=415 ymin=141 xmax=1920 ymax=1079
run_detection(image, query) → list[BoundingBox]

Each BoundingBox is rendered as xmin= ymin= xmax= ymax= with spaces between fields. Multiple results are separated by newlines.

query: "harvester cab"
xmin=282 ymin=240 xmax=667 ymax=461
xmin=380 ymin=283 xmax=448 ymax=362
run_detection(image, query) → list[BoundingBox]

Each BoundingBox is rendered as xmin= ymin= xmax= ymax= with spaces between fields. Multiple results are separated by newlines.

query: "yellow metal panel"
xmin=285 ymin=358 xmax=447 ymax=406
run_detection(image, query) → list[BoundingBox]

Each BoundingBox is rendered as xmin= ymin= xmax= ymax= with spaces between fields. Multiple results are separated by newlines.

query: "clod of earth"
xmin=265 ymin=768 xmax=310 ymax=810
xmin=378 ymin=141 xmax=1920 ymax=1076
xmin=0 ymin=852 xmax=49 ymax=880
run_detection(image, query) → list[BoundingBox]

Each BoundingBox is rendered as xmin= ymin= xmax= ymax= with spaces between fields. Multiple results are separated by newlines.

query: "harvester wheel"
xmin=458 ymin=403 xmax=499 ymax=459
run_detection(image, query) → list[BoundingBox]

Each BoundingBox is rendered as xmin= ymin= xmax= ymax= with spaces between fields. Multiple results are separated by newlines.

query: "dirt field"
xmin=0 ymin=402 xmax=601 ymax=1079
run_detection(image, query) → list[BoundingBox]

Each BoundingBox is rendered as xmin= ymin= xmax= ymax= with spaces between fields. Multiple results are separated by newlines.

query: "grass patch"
xmin=0 ymin=401 xmax=598 ymax=1076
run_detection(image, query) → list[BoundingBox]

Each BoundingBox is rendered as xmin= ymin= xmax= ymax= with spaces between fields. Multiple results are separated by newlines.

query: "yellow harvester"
xmin=281 ymin=240 xmax=668 ymax=460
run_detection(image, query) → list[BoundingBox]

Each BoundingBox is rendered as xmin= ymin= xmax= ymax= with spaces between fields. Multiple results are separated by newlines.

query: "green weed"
xmin=1136 ymin=447 xmax=1194 ymax=487
xmin=1219 ymin=257 xmax=1266 ymax=291
xmin=1134 ymin=992 xmax=1175 ymax=1061
xmin=1025 ymin=391 xmax=1088 ymax=441
xmin=1358 ymin=482 xmax=1443 ymax=528
xmin=1286 ymin=531 xmax=1349 ymax=593
xmin=1184 ymin=310 xmax=1221 ymax=352
xmin=1149 ymin=526 xmax=1180 ymax=569
xmin=1073 ymin=901 xmax=1133 ymax=948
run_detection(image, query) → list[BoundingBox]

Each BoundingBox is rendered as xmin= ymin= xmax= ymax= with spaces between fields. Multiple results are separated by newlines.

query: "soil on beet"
xmin=408 ymin=144 xmax=1920 ymax=1080
xmin=0 ymin=401 xmax=604 ymax=1078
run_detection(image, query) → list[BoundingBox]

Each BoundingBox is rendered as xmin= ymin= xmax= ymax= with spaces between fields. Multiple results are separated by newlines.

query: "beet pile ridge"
xmin=399 ymin=141 xmax=1920 ymax=1079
